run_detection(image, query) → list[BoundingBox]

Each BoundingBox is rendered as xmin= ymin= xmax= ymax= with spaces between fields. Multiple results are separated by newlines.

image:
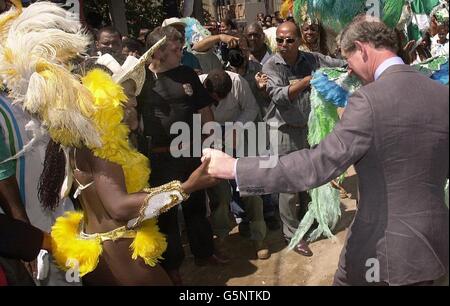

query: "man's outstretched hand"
xmin=202 ymin=149 xmax=237 ymax=180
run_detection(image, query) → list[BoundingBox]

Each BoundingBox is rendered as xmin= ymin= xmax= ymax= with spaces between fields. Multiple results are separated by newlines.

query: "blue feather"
xmin=311 ymin=71 xmax=349 ymax=107
xmin=431 ymin=61 xmax=449 ymax=85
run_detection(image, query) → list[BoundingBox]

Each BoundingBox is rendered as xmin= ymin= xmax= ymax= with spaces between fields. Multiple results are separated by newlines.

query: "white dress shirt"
xmin=374 ymin=56 xmax=405 ymax=81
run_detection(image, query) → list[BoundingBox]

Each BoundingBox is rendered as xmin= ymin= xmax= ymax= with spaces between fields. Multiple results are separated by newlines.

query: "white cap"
xmin=162 ymin=17 xmax=186 ymax=28
xmin=96 ymin=36 xmax=167 ymax=96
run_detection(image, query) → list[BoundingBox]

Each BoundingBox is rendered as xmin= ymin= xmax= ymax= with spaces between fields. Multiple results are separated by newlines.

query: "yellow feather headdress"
xmin=0 ymin=1 xmax=100 ymax=148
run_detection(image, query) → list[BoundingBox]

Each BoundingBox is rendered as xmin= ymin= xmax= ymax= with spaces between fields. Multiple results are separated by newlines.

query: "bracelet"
xmin=142 ymin=180 xmax=190 ymax=201
xmin=130 ymin=181 xmax=190 ymax=228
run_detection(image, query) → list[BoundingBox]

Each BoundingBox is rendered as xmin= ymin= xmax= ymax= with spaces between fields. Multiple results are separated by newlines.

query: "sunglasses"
xmin=276 ymin=37 xmax=296 ymax=44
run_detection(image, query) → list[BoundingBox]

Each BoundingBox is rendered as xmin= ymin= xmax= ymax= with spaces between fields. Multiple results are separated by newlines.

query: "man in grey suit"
xmin=201 ymin=18 xmax=449 ymax=285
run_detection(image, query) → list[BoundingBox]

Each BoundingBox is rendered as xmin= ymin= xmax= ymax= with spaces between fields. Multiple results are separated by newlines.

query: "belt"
xmin=79 ymin=221 xmax=136 ymax=243
xmin=150 ymin=146 xmax=171 ymax=153
xmin=150 ymin=143 xmax=186 ymax=154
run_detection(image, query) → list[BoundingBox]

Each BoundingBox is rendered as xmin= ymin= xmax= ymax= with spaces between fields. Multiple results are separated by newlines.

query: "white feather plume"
xmin=0 ymin=2 xmax=100 ymax=148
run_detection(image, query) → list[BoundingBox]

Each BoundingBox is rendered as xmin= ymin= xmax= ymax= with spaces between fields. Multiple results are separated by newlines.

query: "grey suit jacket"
xmin=236 ymin=65 xmax=449 ymax=285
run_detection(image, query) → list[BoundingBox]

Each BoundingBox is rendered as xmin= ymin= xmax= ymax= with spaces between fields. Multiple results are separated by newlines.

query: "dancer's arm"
xmin=126 ymin=160 xmax=220 ymax=228
xmin=90 ymin=154 xmax=218 ymax=227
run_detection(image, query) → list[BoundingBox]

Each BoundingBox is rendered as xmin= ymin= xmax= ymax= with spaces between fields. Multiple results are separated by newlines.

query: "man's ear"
xmin=355 ymin=41 xmax=369 ymax=62
xmin=354 ymin=41 xmax=364 ymax=52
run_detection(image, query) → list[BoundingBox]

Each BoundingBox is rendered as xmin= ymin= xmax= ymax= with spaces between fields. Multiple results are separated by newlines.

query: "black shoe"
xmin=284 ymin=238 xmax=313 ymax=257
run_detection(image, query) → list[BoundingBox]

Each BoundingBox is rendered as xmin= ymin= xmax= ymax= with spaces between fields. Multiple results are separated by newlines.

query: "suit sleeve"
xmin=236 ymin=90 xmax=374 ymax=195
xmin=0 ymin=214 xmax=43 ymax=261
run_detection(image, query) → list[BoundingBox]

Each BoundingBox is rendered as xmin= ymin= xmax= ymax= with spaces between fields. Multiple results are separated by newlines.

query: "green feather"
xmin=289 ymin=69 xmax=360 ymax=246
xmin=289 ymin=80 xmax=342 ymax=246
xmin=293 ymin=0 xmax=308 ymax=25
xmin=293 ymin=0 xmax=409 ymax=32
xmin=382 ymin=0 xmax=406 ymax=28
xmin=309 ymin=0 xmax=366 ymax=32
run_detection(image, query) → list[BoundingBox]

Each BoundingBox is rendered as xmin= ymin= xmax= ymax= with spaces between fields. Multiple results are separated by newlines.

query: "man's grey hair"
xmin=145 ymin=26 xmax=183 ymax=51
xmin=340 ymin=15 xmax=398 ymax=54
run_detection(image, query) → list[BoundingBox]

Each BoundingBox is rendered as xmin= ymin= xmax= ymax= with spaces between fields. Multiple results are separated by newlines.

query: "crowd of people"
xmin=0 ymin=0 xmax=448 ymax=286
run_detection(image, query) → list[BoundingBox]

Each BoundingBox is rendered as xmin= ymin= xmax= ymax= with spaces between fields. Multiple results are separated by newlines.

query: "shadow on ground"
xmin=179 ymin=172 xmax=359 ymax=285
xmin=180 ymin=225 xmax=287 ymax=285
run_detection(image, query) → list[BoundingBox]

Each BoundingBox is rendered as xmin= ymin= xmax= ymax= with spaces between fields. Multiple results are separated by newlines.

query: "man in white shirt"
xmin=199 ymin=69 xmax=270 ymax=260
xmin=199 ymin=69 xmax=259 ymax=125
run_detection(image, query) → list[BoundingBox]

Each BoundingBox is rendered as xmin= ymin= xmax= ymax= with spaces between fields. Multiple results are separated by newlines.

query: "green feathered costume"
xmin=293 ymin=0 xmax=406 ymax=32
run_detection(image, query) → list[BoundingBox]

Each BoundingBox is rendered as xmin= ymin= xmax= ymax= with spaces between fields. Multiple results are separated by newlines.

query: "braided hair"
xmin=38 ymin=139 xmax=65 ymax=210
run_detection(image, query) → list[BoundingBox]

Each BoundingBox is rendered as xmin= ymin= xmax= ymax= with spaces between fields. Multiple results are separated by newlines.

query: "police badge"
xmin=183 ymin=83 xmax=194 ymax=96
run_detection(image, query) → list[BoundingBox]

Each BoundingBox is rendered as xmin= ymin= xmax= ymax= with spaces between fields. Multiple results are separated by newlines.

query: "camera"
xmin=219 ymin=38 xmax=246 ymax=69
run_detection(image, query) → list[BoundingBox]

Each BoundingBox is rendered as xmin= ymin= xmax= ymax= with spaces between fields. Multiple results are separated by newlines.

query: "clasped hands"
xmin=200 ymin=148 xmax=237 ymax=180
xmin=182 ymin=149 xmax=237 ymax=194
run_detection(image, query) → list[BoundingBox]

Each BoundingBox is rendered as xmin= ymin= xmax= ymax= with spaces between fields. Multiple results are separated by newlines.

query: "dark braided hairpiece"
xmin=38 ymin=139 xmax=65 ymax=210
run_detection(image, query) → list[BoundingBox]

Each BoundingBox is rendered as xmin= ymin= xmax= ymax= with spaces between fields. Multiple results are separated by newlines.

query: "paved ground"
xmin=179 ymin=171 xmax=359 ymax=286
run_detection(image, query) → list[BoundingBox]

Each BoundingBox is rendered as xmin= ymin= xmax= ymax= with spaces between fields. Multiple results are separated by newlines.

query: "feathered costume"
xmin=282 ymin=0 xmax=408 ymax=32
xmin=0 ymin=1 xmax=186 ymax=277
xmin=280 ymin=0 xmax=447 ymax=50
xmin=182 ymin=17 xmax=211 ymax=50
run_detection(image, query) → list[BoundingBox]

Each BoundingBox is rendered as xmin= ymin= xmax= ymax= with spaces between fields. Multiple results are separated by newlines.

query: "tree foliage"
xmin=83 ymin=0 xmax=210 ymax=37
xmin=83 ymin=0 xmax=166 ymax=37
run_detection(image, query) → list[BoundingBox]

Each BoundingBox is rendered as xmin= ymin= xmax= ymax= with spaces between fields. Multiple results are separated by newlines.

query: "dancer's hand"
xmin=181 ymin=158 xmax=220 ymax=194
xmin=201 ymin=149 xmax=237 ymax=180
